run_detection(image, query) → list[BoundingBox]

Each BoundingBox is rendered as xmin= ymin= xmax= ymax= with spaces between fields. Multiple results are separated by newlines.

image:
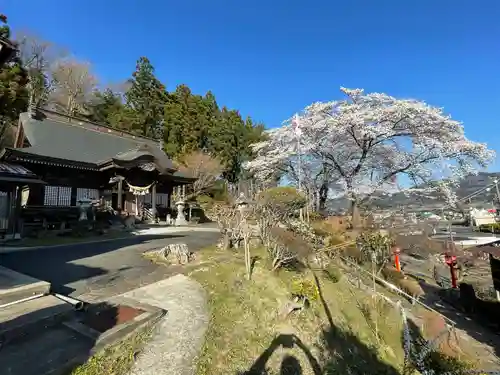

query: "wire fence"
xmin=325 ymin=243 xmax=500 ymax=374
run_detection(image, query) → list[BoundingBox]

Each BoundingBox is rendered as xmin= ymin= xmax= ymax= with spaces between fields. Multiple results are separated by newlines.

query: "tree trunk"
xmin=244 ymin=238 xmax=251 ymax=280
xmin=350 ymin=200 xmax=361 ymax=229
xmin=223 ymin=231 xmax=231 ymax=250
xmin=319 ymin=182 xmax=328 ymax=213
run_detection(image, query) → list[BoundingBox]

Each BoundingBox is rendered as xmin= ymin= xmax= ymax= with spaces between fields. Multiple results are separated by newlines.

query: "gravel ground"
xmin=121 ymin=274 xmax=209 ymax=375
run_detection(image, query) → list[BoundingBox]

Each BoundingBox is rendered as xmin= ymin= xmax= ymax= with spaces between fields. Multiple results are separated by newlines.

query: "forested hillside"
xmin=0 ymin=17 xmax=265 ymax=183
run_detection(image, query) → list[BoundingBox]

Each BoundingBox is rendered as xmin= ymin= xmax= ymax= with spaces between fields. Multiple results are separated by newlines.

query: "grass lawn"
xmin=188 ymin=246 xmax=408 ymax=375
xmin=3 ymin=230 xmax=133 ymax=248
xmin=70 ymin=323 xmax=154 ymax=375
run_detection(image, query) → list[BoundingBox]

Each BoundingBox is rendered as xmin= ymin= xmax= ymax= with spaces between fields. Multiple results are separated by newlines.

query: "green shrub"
xmin=196 ymin=195 xmax=214 ymax=207
xmin=323 ymin=264 xmax=342 ymax=283
xmin=311 ymin=220 xmax=346 ymax=237
xmin=381 ymin=266 xmax=405 ymax=283
xmin=324 ymin=235 xmax=345 ymax=247
xmin=479 ymin=222 xmax=500 ymax=233
xmin=342 ymin=246 xmax=365 ymax=264
xmin=308 ymin=211 xmax=324 ymax=221
xmin=290 ymin=278 xmax=319 ymax=302
xmin=257 ymin=187 xmax=306 ymax=217
xmin=357 ymin=231 xmax=394 ymax=266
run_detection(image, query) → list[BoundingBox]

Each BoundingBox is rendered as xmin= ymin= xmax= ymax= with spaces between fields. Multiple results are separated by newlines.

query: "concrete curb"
xmin=0 ymin=227 xmax=220 ymax=253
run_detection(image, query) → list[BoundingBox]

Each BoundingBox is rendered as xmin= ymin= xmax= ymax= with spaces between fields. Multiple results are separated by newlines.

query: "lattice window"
xmin=157 ymin=193 xmax=169 ymax=206
xmin=76 ymin=188 xmax=99 ymax=202
xmin=143 ymin=193 xmax=169 ymax=206
xmin=44 ymin=186 xmax=59 ymax=206
xmin=44 ymin=186 xmax=72 ymax=206
xmin=58 ymin=187 xmax=72 ymax=206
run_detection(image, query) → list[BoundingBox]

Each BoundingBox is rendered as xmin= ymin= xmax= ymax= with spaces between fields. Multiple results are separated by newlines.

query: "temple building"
xmin=0 ymin=108 xmax=195 ymax=236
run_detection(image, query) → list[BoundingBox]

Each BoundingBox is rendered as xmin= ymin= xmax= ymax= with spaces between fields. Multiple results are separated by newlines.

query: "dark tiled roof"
xmin=16 ymin=112 xmax=162 ymax=164
xmin=112 ymin=143 xmax=175 ymax=172
xmin=0 ymin=162 xmax=46 ymax=185
xmin=173 ymin=170 xmax=195 ymax=180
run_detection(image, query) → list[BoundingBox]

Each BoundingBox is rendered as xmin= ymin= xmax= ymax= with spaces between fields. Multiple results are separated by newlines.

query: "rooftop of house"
xmin=2 ymin=109 xmax=194 ymax=180
xmin=17 ymin=111 xmax=165 ymax=164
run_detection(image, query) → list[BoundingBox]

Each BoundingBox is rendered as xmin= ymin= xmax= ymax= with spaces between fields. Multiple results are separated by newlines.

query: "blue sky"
xmin=4 ymin=1 xmax=500 ymax=169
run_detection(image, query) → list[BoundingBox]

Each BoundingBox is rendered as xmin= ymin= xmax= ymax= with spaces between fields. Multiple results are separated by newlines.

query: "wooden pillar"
xmin=182 ymin=185 xmax=186 ymax=200
xmin=6 ymin=187 xmax=14 ymax=237
xmin=167 ymin=184 xmax=173 ymax=209
xmin=117 ymin=178 xmax=123 ymax=210
xmin=7 ymin=186 xmax=22 ymax=239
xmin=151 ymin=182 xmax=157 ymax=219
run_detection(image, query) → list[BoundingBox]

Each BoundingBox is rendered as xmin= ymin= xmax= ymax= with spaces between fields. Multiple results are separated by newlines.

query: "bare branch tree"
xmin=15 ymin=31 xmax=67 ymax=109
xmin=50 ymin=57 xmax=98 ymax=115
xmin=176 ymin=151 xmax=225 ymax=199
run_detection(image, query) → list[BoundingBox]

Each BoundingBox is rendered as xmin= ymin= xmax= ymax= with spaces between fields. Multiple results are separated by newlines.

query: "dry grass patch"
xmin=190 ymin=246 xmax=408 ymax=375
xmin=70 ymin=323 xmax=155 ymax=375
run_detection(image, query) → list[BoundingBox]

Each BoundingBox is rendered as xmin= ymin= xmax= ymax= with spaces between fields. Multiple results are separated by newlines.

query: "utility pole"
xmin=293 ymin=114 xmax=304 ymax=221
xmin=494 ymin=179 xmax=500 ymax=208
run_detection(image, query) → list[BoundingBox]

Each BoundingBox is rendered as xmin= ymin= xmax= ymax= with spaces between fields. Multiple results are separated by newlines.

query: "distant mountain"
xmin=327 ymin=172 xmax=500 ymax=212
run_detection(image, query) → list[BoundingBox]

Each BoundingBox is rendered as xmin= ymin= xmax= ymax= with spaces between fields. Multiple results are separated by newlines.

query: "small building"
xmin=0 ymin=109 xmax=195 ymax=236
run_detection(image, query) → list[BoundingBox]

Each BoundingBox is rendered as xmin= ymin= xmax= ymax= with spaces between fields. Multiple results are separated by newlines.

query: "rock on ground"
xmin=121 ymin=274 xmax=209 ymax=375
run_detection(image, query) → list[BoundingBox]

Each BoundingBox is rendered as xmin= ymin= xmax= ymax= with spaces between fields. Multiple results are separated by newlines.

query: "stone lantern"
xmin=236 ymin=193 xmax=248 ymax=213
xmin=78 ymin=197 xmax=93 ymax=221
xmin=175 ymin=200 xmax=188 ymax=226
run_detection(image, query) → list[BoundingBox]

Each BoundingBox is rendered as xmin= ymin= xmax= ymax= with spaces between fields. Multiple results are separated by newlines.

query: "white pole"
xmin=294 ymin=114 xmax=304 ymax=221
xmin=494 ymin=179 xmax=500 ymax=212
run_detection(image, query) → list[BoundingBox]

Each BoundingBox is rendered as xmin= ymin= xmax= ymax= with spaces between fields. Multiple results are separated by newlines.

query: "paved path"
xmin=122 ymin=274 xmax=208 ymax=375
xmin=0 ymin=230 xmax=219 ymax=299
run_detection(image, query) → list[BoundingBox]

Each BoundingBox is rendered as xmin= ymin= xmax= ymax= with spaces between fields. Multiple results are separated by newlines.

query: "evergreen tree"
xmin=0 ymin=15 xmax=28 ymax=145
xmin=86 ymin=89 xmax=127 ymax=128
xmin=125 ymin=56 xmax=167 ymax=139
xmin=85 ymin=57 xmax=266 ymax=183
xmin=163 ymin=92 xmax=185 ymax=156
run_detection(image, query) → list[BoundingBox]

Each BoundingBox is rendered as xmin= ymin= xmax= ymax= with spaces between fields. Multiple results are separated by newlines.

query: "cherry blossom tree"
xmin=245 ymin=87 xmax=494 ymax=225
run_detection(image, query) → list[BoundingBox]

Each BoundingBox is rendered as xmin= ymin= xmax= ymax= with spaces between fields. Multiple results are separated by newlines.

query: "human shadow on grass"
xmin=239 ymin=273 xmax=401 ymax=375
xmin=238 ymin=334 xmax=320 ymax=375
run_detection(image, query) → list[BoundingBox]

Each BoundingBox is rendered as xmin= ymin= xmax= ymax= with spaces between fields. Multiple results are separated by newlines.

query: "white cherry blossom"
xmin=244 ymin=87 xmax=495 ymax=213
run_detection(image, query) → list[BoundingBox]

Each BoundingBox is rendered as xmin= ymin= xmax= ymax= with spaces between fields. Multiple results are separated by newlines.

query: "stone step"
xmin=0 ymin=325 xmax=94 ymax=375
xmin=0 ymin=266 xmax=51 ymax=307
xmin=0 ymin=294 xmax=75 ymax=345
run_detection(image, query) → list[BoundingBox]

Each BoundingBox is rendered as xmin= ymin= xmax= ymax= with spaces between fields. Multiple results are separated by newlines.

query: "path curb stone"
xmin=119 ymin=274 xmax=209 ymax=375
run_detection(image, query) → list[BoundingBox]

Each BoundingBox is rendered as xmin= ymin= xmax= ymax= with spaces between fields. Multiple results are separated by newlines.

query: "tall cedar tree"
xmin=86 ymin=88 xmax=131 ymax=129
xmin=0 ymin=15 xmax=29 ymax=145
xmin=125 ymin=57 xmax=167 ymax=139
xmin=84 ymin=59 xmax=266 ymax=182
xmin=164 ymin=86 xmax=266 ymax=183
